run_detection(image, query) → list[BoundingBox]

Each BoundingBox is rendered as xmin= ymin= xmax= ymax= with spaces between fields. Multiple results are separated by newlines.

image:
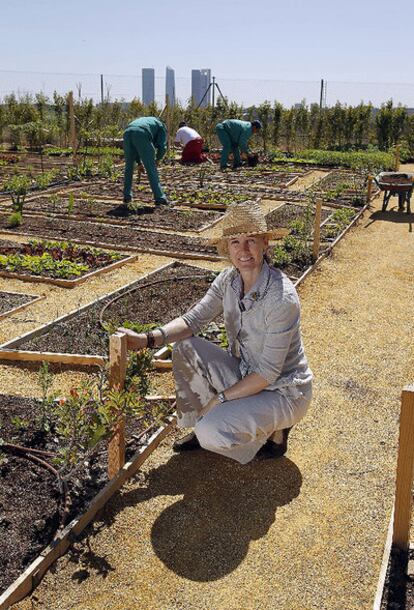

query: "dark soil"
xmin=266 ymin=203 xmax=332 ymax=228
xmin=0 ymin=393 xmax=174 ymax=596
xmin=0 ymin=292 xmax=35 ymax=314
xmin=18 ymin=263 xmax=215 ymax=356
xmin=0 ymin=241 xmax=127 ymax=280
xmin=380 ymin=546 xmax=414 ymax=609
xmin=23 ymin=195 xmax=222 ymax=232
xmin=0 ymin=215 xmax=217 ymax=258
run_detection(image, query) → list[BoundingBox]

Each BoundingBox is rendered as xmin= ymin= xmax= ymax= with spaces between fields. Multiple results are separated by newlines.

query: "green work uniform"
xmin=215 ymin=120 xmax=253 ymax=169
xmin=123 ymin=117 xmax=168 ymax=203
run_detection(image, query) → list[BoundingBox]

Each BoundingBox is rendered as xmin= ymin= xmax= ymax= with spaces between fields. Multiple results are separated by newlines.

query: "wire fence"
xmin=1 ymin=70 xmax=414 ymax=108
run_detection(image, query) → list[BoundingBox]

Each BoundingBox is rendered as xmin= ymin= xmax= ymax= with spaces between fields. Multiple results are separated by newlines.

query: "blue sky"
xmin=1 ymin=0 xmax=414 ymax=106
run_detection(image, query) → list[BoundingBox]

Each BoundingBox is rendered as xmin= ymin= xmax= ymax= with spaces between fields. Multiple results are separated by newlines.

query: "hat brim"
xmin=209 ymin=227 xmax=289 ymax=246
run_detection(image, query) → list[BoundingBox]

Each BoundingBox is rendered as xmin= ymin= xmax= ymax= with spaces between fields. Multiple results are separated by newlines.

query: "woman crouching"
xmin=119 ymin=201 xmax=313 ymax=464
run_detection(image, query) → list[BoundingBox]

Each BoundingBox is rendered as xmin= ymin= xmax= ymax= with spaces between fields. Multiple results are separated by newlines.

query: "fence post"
xmin=108 ymin=332 xmax=128 ymax=479
xmin=165 ymin=94 xmax=171 ymax=152
xmin=366 ymin=175 xmax=373 ymax=203
xmin=392 ymin=384 xmax=414 ymax=550
xmin=312 ymin=199 xmax=322 ymax=261
xmin=68 ymin=91 xmax=77 ymax=160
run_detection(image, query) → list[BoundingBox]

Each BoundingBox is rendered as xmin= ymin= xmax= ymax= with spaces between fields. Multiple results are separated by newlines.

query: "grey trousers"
xmin=172 ymin=337 xmax=312 ymax=464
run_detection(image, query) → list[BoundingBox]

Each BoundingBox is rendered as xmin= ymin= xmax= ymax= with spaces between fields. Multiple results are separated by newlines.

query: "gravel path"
xmin=8 ymin=185 xmax=414 ymax=609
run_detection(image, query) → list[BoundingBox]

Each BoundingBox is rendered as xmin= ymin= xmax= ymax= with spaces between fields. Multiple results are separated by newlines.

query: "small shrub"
xmin=7 ymin=211 xmax=22 ymax=227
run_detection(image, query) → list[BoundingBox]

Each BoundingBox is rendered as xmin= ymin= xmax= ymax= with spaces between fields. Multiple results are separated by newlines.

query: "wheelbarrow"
xmin=374 ymin=172 xmax=413 ymax=214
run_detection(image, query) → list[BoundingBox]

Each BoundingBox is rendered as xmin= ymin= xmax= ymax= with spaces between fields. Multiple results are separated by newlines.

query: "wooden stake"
xmin=68 ymin=91 xmax=77 ymax=159
xmin=366 ymin=175 xmax=373 ymax=203
xmin=108 ymin=332 xmax=128 ymax=479
xmin=393 ymin=384 xmax=414 ymax=550
xmin=165 ymin=94 xmax=171 ymax=152
xmin=312 ymin=199 xmax=322 ymax=261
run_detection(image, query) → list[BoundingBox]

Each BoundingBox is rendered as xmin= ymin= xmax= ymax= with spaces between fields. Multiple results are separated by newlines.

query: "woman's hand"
xmin=199 ymin=394 xmax=220 ymax=418
xmin=117 ymin=327 xmax=147 ymax=350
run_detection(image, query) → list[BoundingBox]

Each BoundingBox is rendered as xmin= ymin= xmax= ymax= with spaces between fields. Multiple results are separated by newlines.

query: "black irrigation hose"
xmin=99 ymin=274 xmax=210 ymax=330
xmin=3 ymin=442 xmax=56 ymax=458
xmin=3 ymin=443 xmax=69 ymax=528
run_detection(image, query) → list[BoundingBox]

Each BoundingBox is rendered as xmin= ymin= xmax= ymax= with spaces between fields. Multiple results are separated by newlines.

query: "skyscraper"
xmin=191 ymin=68 xmax=211 ymax=107
xmin=142 ymin=68 xmax=155 ymax=105
xmin=165 ymin=66 xmax=175 ymax=106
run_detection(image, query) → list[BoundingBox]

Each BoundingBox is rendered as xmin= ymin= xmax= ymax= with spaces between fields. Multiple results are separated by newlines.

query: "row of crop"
xmin=1 ymin=92 xmax=414 ymax=160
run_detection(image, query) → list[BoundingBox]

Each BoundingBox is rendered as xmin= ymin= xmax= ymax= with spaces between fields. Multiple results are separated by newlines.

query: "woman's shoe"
xmin=256 ymin=427 xmax=293 ymax=460
xmin=172 ymin=431 xmax=201 ymax=452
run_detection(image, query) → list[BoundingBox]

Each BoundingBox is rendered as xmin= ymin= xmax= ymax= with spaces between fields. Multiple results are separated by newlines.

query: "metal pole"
xmin=212 ymin=76 xmax=215 ymax=108
xmin=319 ymin=79 xmax=324 ymax=110
xmin=100 ymin=74 xmax=104 ymax=105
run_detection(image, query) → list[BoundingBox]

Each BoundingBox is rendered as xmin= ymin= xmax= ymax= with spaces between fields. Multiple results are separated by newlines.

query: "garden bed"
xmin=307 ymin=169 xmax=368 ymax=206
xmin=0 ymin=291 xmax=42 ymax=320
xmin=1 ymin=262 xmax=216 ymax=361
xmin=265 ymin=202 xmax=332 ymax=229
xmin=19 ymin=193 xmax=223 ymax=233
xmin=0 ymin=215 xmax=219 ymax=260
xmin=0 ymin=392 xmax=175 ymax=598
xmin=0 ymin=240 xmax=133 ymax=287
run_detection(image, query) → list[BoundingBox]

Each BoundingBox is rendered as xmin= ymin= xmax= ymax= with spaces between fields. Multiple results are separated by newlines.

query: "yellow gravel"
xmin=7 ymin=182 xmax=414 ymax=609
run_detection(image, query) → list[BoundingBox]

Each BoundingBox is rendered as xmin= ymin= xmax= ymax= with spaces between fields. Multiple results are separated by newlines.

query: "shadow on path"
xmin=365 ymin=207 xmax=414 ymax=232
xmin=118 ymin=450 xmax=303 ymax=581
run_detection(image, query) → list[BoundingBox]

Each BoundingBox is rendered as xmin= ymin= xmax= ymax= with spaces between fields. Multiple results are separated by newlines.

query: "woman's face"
xmin=227 ymin=234 xmax=268 ymax=273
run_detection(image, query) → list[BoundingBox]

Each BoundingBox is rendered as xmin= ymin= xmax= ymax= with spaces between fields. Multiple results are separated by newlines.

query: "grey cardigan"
xmin=182 ymin=261 xmax=313 ymax=391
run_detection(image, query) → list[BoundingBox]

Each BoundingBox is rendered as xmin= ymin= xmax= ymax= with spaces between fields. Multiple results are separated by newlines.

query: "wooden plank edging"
xmin=372 ymin=508 xmax=394 ymax=610
xmin=294 ymin=201 xmax=369 ymax=289
xmin=0 ymin=255 xmax=136 ymax=288
xmin=0 ymin=222 xmax=221 ymax=262
xmin=0 ymin=261 xmax=176 ymax=351
xmin=0 ymin=415 xmax=176 ymax=610
xmin=0 ymin=294 xmax=44 ymax=321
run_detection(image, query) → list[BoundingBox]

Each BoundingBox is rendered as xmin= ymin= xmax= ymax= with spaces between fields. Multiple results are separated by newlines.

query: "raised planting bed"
xmin=0 ymin=291 xmax=43 ymax=320
xmin=0 ymin=215 xmax=219 ymax=260
xmin=20 ymin=192 xmax=223 ymax=233
xmin=0 ymin=392 xmax=175 ymax=599
xmin=307 ymin=169 xmax=369 ymax=207
xmin=265 ymin=202 xmax=332 ymax=229
xmin=320 ymin=207 xmax=358 ymax=242
xmin=0 ymin=262 xmax=217 ymax=363
xmin=0 ymin=239 xmax=133 ymax=288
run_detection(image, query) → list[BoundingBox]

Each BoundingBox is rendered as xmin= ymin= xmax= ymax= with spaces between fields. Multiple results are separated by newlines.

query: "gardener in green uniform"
xmin=123 ymin=116 xmax=169 ymax=205
xmin=215 ymin=119 xmax=262 ymax=170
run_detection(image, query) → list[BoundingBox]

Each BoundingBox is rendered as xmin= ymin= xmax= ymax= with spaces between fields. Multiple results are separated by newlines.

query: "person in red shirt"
xmin=174 ymin=121 xmax=207 ymax=164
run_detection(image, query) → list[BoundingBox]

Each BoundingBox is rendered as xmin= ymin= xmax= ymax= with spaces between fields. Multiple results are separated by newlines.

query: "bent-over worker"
xmin=119 ymin=201 xmax=313 ymax=464
xmin=123 ymin=116 xmax=169 ymax=205
xmin=174 ymin=121 xmax=207 ymax=164
xmin=215 ymin=119 xmax=262 ymax=170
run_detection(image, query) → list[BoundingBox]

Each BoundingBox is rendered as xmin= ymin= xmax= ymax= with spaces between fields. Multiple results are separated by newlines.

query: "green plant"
xmin=10 ymin=416 xmax=29 ymax=431
xmin=35 ymin=170 xmax=58 ymax=190
xmin=67 ymin=192 xmax=75 ymax=214
xmin=4 ymin=174 xmax=32 ymax=214
xmin=7 ymin=211 xmax=22 ymax=227
xmin=48 ymin=193 xmax=61 ymax=213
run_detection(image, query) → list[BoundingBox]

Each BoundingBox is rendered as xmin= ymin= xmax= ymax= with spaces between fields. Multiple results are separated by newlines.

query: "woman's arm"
xmin=200 ymin=372 xmax=269 ymax=416
xmin=118 ymin=316 xmax=192 ymax=350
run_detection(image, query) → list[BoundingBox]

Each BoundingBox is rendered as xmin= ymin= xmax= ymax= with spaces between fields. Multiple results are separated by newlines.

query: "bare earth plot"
xmin=9 ymin=186 xmax=414 ymax=610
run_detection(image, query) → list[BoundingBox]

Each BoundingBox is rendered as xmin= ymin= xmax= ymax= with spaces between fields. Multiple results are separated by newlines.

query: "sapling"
xmin=67 ymin=192 xmax=75 ymax=215
xmin=4 ymin=174 xmax=31 ymax=216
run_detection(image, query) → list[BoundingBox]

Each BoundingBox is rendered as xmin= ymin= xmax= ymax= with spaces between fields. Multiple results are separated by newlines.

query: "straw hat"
xmin=210 ymin=201 xmax=288 ymax=255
